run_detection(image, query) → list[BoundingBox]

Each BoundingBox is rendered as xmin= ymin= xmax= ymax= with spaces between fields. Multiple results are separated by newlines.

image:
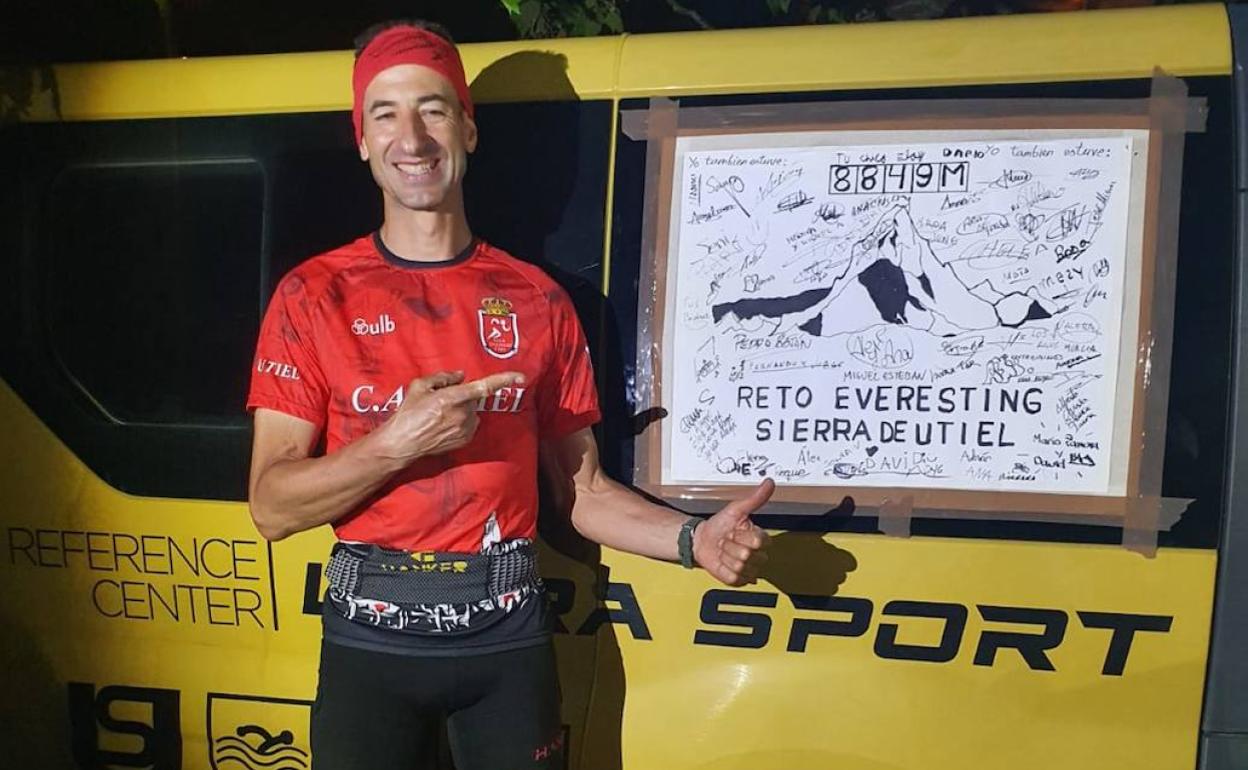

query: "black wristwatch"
xmin=678 ymin=517 xmax=703 ymax=569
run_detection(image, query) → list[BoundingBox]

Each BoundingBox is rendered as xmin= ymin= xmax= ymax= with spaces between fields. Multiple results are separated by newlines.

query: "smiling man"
xmin=246 ymin=19 xmax=773 ymax=770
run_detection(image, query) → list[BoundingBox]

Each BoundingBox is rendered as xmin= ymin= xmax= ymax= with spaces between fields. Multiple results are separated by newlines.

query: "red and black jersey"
xmin=247 ymin=234 xmax=600 ymax=553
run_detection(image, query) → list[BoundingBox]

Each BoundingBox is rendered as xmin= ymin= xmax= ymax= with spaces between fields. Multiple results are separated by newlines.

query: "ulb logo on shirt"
xmin=352 ymin=314 xmax=395 ymax=336
xmin=478 ymin=297 xmax=519 ymax=359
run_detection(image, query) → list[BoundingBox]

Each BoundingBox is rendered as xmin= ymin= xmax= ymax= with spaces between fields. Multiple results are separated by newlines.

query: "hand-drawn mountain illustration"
xmin=711 ymin=206 xmax=1059 ymax=338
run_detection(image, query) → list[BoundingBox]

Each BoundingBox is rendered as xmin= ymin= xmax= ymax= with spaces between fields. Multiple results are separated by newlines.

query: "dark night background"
xmin=0 ymin=0 xmax=1209 ymax=65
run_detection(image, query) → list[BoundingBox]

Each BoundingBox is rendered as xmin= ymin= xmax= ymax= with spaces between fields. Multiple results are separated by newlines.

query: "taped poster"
xmin=660 ymin=132 xmax=1143 ymax=497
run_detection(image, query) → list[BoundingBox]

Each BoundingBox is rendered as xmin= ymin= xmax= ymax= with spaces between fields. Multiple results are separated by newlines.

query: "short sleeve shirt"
xmin=247 ymin=234 xmax=600 ymax=553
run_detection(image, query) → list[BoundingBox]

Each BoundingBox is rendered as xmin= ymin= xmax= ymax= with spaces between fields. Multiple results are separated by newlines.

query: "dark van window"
xmin=47 ymin=161 xmax=263 ymax=426
xmin=4 ymin=101 xmax=610 ymax=500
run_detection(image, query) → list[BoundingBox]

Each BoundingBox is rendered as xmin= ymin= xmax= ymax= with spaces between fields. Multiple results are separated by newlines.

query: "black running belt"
xmin=323 ymin=540 xmax=542 ymax=636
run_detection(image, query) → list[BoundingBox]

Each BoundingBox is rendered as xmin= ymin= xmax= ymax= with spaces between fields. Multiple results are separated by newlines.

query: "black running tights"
xmin=311 ymin=640 xmax=565 ymax=769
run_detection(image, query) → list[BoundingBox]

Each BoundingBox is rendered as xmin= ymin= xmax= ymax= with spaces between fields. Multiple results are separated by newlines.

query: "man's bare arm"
xmin=249 ymin=408 xmax=401 ymax=541
xmin=249 ymin=370 xmax=522 ymax=541
xmin=542 ymin=427 xmax=772 ymax=586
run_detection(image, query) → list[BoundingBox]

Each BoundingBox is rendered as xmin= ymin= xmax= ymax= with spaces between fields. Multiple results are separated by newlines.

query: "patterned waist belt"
xmin=323 ymin=539 xmax=542 ymax=635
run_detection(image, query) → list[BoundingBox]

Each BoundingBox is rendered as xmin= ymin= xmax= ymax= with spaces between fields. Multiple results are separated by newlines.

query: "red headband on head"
xmin=352 ymin=26 xmax=474 ymax=144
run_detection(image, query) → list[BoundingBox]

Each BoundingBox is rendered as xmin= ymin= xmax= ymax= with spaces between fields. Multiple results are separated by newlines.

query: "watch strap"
xmin=678 ymin=517 xmax=702 ymax=569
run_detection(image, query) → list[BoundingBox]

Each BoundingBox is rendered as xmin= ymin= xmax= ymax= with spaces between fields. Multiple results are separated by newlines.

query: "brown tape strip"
xmin=631 ymin=97 xmax=679 ymax=489
xmin=621 ymin=96 xmax=1208 ymax=140
xmin=1121 ymin=497 xmax=1195 ymax=559
xmin=1117 ymin=68 xmax=1191 ymax=557
xmin=877 ymin=495 xmax=914 ymax=539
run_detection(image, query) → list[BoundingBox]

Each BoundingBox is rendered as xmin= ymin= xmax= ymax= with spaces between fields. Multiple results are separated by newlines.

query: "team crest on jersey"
xmin=478 ymin=297 xmax=520 ymax=359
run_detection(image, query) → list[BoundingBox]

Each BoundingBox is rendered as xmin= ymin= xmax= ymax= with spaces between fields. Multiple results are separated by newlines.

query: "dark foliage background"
xmin=0 ymin=0 xmax=1211 ymax=65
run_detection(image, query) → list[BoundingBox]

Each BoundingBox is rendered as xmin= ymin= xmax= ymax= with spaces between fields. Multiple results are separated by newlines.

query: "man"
xmin=247 ymin=19 xmax=772 ymax=770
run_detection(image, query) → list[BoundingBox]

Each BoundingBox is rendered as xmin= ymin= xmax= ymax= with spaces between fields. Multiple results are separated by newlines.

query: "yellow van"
xmin=1 ymin=4 xmax=1243 ymax=768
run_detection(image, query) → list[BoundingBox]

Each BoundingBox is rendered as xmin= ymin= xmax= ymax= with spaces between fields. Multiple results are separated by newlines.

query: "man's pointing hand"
xmin=381 ymin=370 xmax=525 ymax=462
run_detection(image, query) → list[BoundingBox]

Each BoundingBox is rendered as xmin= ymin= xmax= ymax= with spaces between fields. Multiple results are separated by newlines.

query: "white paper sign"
xmin=662 ymin=134 xmax=1138 ymax=495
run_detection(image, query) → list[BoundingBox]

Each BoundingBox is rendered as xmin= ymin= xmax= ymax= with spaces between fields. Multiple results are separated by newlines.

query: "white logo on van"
xmin=352 ymin=314 xmax=395 ymax=336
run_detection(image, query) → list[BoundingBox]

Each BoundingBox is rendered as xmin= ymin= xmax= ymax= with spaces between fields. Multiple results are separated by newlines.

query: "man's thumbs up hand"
xmin=693 ymin=478 xmax=774 ymax=586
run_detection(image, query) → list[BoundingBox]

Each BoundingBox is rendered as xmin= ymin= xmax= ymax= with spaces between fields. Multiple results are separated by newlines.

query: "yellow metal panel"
xmin=460 ymin=36 xmax=621 ymax=104
xmin=600 ymin=99 xmax=622 ymax=297
xmin=10 ymin=4 xmax=1229 ymax=123
xmin=31 ymin=51 xmax=356 ymax=122
xmin=617 ymin=4 xmax=1231 ymax=97
xmin=21 ymin=36 xmax=621 ymax=123
xmin=0 ymin=379 xmax=1218 ymax=768
xmin=593 ymin=541 xmax=1215 ymax=770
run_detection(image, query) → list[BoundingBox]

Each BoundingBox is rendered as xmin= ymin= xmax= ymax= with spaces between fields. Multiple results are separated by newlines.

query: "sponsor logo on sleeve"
xmin=256 ymin=358 xmax=300 ymax=381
